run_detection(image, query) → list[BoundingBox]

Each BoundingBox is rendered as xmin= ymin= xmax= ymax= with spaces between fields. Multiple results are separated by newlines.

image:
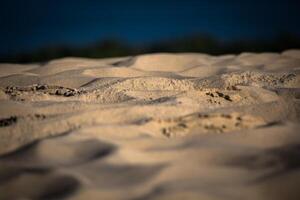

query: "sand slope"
xmin=0 ymin=50 xmax=300 ymax=199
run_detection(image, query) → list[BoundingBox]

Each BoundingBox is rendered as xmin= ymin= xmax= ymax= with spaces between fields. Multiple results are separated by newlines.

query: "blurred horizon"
xmin=1 ymin=0 xmax=300 ymax=63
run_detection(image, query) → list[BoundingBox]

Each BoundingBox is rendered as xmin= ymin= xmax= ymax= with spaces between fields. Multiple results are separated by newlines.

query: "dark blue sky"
xmin=1 ymin=0 xmax=300 ymax=55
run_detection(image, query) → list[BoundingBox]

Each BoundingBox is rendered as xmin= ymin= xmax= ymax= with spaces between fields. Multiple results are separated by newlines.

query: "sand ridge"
xmin=0 ymin=50 xmax=300 ymax=199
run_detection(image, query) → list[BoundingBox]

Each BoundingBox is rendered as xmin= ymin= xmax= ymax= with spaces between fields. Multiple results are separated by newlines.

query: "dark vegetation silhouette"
xmin=1 ymin=33 xmax=300 ymax=63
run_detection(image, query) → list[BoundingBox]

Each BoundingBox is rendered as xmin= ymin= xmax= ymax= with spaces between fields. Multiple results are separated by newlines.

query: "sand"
xmin=0 ymin=50 xmax=300 ymax=199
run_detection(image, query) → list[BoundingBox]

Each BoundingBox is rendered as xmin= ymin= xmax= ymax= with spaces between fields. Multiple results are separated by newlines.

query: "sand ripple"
xmin=0 ymin=51 xmax=300 ymax=199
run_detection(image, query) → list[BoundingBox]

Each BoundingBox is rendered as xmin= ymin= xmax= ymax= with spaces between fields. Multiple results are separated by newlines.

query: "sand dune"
xmin=0 ymin=50 xmax=300 ymax=199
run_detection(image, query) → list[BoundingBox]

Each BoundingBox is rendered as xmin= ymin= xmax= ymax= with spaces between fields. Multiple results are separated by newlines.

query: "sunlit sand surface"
xmin=0 ymin=50 xmax=300 ymax=199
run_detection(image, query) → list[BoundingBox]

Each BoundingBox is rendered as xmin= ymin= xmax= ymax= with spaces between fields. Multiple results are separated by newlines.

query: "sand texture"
xmin=0 ymin=50 xmax=300 ymax=199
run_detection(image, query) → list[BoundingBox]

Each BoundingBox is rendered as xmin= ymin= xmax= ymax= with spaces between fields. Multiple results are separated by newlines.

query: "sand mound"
xmin=0 ymin=51 xmax=300 ymax=199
